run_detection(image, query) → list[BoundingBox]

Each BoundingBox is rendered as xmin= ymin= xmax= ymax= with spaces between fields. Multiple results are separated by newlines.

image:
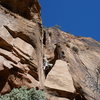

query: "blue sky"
xmin=39 ymin=0 xmax=100 ymax=41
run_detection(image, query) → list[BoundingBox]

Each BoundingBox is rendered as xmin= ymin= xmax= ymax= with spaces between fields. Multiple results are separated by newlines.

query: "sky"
xmin=39 ymin=0 xmax=100 ymax=41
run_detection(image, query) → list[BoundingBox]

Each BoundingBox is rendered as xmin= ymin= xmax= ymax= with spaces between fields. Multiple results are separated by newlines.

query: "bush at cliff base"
xmin=0 ymin=87 xmax=45 ymax=100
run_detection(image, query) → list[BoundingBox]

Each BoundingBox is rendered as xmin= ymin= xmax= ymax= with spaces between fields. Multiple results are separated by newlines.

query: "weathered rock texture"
xmin=0 ymin=0 xmax=41 ymax=21
xmin=0 ymin=0 xmax=44 ymax=93
xmin=0 ymin=0 xmax=100 ymax=100
xmin=44 ymin=28 xmax=100 ymax=100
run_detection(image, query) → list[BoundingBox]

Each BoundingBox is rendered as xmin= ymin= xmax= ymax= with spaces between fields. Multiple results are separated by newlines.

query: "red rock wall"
xmin=0 ymin=1 xmax=100 ymax=100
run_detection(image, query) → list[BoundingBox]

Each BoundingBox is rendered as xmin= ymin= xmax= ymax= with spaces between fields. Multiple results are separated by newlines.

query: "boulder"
xmin=45 ymin=60 xmax=75 ymax=99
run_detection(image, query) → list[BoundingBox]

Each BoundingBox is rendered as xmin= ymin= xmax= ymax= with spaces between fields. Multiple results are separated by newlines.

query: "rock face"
xmin=0 ymin=0 xmax=41 ymax=21
xmin=0 ymin=0 xmax=100 ymax=100
xmin=0 ymin=0 xmax=44 ymax=93
xmin=43 ymin=28 xmax=100 ymax=100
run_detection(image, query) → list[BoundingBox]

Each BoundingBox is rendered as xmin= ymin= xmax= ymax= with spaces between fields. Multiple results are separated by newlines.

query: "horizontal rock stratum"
xmin=0 ymin=0 xmax=100 ymax=100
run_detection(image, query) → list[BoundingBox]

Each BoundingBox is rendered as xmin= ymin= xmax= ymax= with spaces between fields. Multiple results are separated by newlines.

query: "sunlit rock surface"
xmin=0 ymin=0 xmax=100 ymax=100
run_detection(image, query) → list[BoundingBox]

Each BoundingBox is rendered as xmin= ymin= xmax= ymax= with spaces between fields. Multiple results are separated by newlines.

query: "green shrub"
xmin=0 ymin=87 xmax=45 ymax=100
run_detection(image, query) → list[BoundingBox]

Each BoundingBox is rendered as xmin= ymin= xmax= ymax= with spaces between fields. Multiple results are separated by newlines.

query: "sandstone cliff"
xmin=0 ymin=0 xmax=100 ymax=100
